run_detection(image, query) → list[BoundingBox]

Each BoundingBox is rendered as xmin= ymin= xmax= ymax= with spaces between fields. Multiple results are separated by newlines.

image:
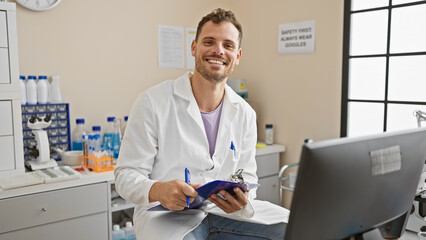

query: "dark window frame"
xmin=341 ymin=0 xmax=426 ymax=137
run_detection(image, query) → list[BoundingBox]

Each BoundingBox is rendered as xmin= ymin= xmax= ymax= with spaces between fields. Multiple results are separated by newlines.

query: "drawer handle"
xmin=42 ymin=208 xmax=47 ymax=212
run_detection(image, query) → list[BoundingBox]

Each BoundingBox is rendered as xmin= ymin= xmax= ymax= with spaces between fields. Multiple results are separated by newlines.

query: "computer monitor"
xmin=284 ymin=127 xmax=426 ymax=240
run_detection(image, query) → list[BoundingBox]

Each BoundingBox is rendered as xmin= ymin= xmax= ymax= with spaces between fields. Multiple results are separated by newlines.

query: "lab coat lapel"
xmin=173 ymin=72 xmax=208 ymax=142
xmin=215 ymin=86 xmax=238 ymax=155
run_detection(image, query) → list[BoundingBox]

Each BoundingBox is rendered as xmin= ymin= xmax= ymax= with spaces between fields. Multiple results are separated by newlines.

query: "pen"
xmin=185 ymin=168 xmax=191 ymax=208
xmin=230 ymin=141 xmax=236 ymax=157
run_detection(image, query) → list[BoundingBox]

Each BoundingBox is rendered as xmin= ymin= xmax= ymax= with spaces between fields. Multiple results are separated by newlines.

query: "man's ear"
xmin=191 ymin=40 xmax=196 ymax=57
xmin=235 ymin=48 xmax=242 ymax=65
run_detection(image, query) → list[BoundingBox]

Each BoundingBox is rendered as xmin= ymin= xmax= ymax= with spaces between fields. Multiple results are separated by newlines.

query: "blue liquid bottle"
xmin=72 ymin=118 xmax=87 ymax=150
xmin=112 ymin=224 xmax=125 ymax=240
xmin=103 ymin=117 xmax=121 ymax=159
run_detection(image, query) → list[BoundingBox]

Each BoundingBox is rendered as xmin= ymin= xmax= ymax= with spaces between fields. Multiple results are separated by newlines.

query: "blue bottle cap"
xmin=107 ymin=117 xmax=115 ymax=122
xmin=20 ymin=75 xmax=25 ymax=80
xmin=76 ymin=118 xmax=85 ymax=124
xmin=124 ymin=116 xmax=128 ymax=121
xmin=92 ymin=126 xmax=101 ymax=131
xmin=28 ymin=75 xmax=36 ymax=80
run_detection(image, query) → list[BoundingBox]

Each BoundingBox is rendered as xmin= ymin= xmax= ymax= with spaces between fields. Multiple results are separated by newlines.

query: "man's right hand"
xmin=148 ymin=180 xmax=199 ymax=210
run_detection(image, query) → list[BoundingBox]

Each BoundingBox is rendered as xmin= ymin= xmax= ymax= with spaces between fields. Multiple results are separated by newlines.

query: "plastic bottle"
xmin=103 ymin=117 xmax=121 ymax=159
xmin=50 ymin=75 xmax=63 ymax=103
xmin=113 ymin=118 xmax=122 ymax=158
xmin=121 ymin=116 xmax=128 ymax=139
xmin=37 ymin=75 xmax=49 ymax=104
xmin=19 ymin=75 xmax=27 ymax=105
xmin=112 ymin=224 xmax=126 ymax=240
xmin=72 ymin=118 xmax=87 ymax=151
xmin=45 ymin=75 xmax=51 ymax=103
xmin=87 ymin=134 xmax=94 ymax=155
xmin=91 ymin=126 xmax=103 ymax=151
xmin=265 ymin=124 xmax=274 ymax=145
xmin=122 ymin=221 xmax=136 ymax=240
xmin=26 ymin=75 xmax=37 ymax=105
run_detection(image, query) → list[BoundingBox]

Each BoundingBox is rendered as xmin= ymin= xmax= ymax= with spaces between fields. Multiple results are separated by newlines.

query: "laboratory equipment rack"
xmin=21 ymin=103 xmax=71 ymax=162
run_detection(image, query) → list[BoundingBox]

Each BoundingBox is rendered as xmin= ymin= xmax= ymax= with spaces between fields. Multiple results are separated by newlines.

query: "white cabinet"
xmin=0 ymin=182 xmax=109 ymax=240
xmin=255 ymin=144 xmax=285 ymax=205
xmin=0 ymin=11 xmax=7 ymax=48
xmin=0 ymin=136 xmax=15 ymax=171
xmin=0 ymin=2 xmax=24 ymax=177
xmin=0 ymin=48 xmax=10 ymax=84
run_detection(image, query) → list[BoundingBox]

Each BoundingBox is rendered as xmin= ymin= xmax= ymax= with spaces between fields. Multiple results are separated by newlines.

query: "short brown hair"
xmin=195 ymin=8 xmax=242 ymax=48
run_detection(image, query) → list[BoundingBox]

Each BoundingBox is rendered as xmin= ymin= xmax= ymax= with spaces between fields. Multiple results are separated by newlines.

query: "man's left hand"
xmin=208 ymin=187 xmax=248 ymax=213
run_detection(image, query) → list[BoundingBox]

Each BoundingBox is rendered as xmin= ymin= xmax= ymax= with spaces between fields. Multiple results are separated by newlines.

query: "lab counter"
xmin=0 ymin=149 xmax=420 ymax=240
xmin=0 ymin=170 xmax=114 ymax=199
xmin=0 ymin=144 xmax=286 ymax=239
xmin=0 ymin=171 xmax=115 ymax=240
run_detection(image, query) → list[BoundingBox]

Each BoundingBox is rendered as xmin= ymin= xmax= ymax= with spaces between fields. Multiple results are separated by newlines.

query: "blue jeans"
xmin=183 ymin=214 xmax=286 ymax=240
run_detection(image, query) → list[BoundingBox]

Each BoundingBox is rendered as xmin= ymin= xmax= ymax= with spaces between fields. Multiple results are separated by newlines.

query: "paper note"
xmin=158 ymin=25 xmax=185 ymax=69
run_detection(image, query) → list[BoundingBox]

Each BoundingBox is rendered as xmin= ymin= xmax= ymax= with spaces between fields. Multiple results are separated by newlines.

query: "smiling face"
xmin=192 ymin=21 xmax=242 ymax=83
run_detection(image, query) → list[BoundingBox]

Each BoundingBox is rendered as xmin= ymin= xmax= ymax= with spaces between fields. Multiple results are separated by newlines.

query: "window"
xmin=341 ymin=0 xmax=426 ymax=137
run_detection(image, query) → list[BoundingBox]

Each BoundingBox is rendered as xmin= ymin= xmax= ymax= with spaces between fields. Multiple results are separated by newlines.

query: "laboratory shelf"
xmin=111 ymin=197 xmax=135 ymax=212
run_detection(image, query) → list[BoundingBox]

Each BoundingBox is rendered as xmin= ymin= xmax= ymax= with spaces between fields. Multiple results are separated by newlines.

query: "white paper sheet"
xmin=158 ymin=25 xmax=185 ymax=69
xmin=186 ymin=28 xmax=196 ymax=70
xmin=278 ymin=20 xmax=316 ymax=55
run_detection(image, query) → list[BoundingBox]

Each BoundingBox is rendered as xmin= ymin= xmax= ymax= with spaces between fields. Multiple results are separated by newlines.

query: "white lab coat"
xmin=115 ymin=72 xmax=289 ymax=240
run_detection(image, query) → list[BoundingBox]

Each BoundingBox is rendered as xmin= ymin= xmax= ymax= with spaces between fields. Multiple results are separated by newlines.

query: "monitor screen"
xmin=284 ymin=128 xmax=426 ymax=240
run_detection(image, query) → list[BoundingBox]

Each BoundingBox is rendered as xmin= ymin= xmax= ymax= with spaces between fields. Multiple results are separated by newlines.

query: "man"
xmin=115 ymin=8 xmax=288 ymax=239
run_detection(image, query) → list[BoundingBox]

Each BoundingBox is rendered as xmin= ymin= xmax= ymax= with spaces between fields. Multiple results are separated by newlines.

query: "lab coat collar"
xmin=173 ymin=72 xmax=239 ymax=159
xmin=173 ymin=71 xmax=241 ymax=105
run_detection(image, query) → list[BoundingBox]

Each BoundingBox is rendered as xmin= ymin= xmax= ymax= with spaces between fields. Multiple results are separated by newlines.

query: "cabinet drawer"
xmin=256 ymin=153 xmax=280 ymax=177
xmin=0 ymin=212 xmax=108 ymax=240
xmin=0 ymin=100 xmax=13 ymax=136
xmin=0 ymin=11 xmax=7 ymax=48
xmin=0 ymin=48 xmax=10 ymax=84
xmin=0 ymin=136 xmax=14 ymax=171
xmin=257 ymin=175 xmax=280 ymax=205
xmin=0 ymin=182 xmax=108 ymax=234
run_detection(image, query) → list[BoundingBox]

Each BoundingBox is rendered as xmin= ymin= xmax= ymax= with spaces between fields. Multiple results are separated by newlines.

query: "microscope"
xmin=25 ymin=114 xmax=58 ymax=170
xmin=406 ymin=110 xmax=426 ymax=233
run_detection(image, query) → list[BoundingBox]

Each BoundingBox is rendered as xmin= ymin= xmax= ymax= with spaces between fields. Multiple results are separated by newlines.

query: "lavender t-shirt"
xmin=200 ymin=100 xmax=224 ymax=157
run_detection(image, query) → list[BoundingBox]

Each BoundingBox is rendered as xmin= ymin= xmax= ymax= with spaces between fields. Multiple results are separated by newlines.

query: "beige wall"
xmin=228 ymin=0 xmax=344 ymax=208
xmin=13 ymin=0 xmax=344 ymax=208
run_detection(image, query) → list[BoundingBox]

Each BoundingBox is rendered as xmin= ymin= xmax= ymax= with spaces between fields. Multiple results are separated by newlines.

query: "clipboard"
xmin=148 ymin=180 xmax=260 ymax=211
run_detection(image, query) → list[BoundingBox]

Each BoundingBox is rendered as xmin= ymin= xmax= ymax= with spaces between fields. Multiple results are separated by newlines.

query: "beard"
xmin=195 ymin=55 xmax=234 ymax=83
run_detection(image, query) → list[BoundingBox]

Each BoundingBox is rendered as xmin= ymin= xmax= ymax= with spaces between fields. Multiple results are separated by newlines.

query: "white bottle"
xmin=45 ymin=76 xmax=51 ymax=103
xmin=37 ymin=75 xmax=48 ymax=104
xmin=122 ymin=221 xmax=136 ymax=240
xmin=112 ymin=224 xmax=126 ymax=240
xmin=19 ymin=75 xmax=27 ymax=105
xmin=265 ymin=124 xmax=274 ymax=145
xmin=72 ymin=118 xmax=87 ymax=151
xmin=50 ymin=75 xmax=63 ymax=103
xmin=26 ymin=75 xmax=37 ymax=105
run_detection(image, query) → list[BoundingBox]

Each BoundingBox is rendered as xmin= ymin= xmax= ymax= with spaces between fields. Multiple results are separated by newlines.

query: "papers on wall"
xmin=278 ymin=20 xmax=316 ymax=55
xmin=158 ymin=25 xmax=185 ymax=69
xmin=186 ymin=28 xmax=196 ymax=70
